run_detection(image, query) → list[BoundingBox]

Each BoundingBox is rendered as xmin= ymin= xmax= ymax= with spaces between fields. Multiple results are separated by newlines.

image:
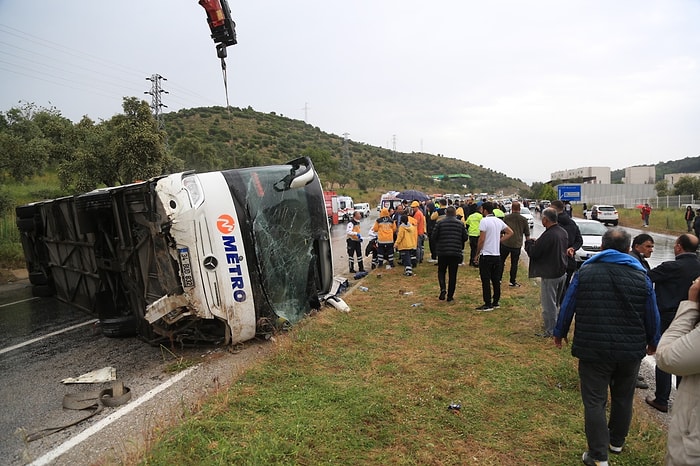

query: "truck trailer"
xmin=16 ymin=157 xmax=344 ymax=346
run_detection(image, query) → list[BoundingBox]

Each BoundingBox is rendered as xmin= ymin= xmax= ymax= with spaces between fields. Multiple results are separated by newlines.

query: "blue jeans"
xmin=579 ymin=359 xmax=640 ymax=462
xmin=540 ymin=275 xmax=566 ymax=335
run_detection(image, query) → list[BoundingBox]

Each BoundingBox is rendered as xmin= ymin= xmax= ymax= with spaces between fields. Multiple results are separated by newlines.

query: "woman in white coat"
xmin=656 ymin=277 xmax=700 ymax=465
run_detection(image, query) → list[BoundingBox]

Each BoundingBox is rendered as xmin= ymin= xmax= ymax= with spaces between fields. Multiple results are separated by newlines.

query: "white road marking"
xmin=0 ymin=297 xmax=39 ymax=308
xmin=29 ymin=365 xmax=198 ymax=466
xmin=0 ymin=320 xmax=98 ymax=355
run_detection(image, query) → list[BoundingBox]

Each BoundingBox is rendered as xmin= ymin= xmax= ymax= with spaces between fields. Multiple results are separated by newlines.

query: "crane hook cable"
xmin=221 ymin=56 xmax=231 ymax=110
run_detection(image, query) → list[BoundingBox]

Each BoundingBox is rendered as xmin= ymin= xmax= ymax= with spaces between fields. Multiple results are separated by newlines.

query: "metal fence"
xmin=630 ymin=195 xmax=696 ymax=209
xmin=581 ymin=195 xmax=696 ymax=209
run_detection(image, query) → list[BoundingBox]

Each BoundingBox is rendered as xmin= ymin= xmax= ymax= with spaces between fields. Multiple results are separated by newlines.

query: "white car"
xmin=354 ymin=202 xmax=371 ymax=218
xmin=585 ymin=204 xmax=619 ymax=226
xmin=572 ymin=218 xmax=608 ymax=266
xmin=519 ymin=207 xmax=535 ymax=230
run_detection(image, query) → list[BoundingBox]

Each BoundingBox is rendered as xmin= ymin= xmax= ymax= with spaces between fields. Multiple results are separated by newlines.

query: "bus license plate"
xmin=178 ymin=247 xmax=195 ymax=288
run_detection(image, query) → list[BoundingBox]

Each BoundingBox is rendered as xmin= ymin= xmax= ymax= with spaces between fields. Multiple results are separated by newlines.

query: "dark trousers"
xmin=579 ymin=359 xmax=640 ymax=462
xmin=437 ymin=256 xmax=460 ymax=299
xmin=375 ymin=243 xmax=394 ymax=267
xmin=654 ymin=311 xmax=681 ymax=406
xmin=478 ymin=255 xmax=502 ymax=306
xmin=468 ymin=235 xmax=479 ymax=265
xmin=499 ymin=245 xmax=521 ymax=284
xmin=346 ymin=239 xmax=363 ymax=272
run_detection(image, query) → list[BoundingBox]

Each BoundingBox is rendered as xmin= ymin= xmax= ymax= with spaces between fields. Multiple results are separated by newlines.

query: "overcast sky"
xmin=1 ymin=0 xmax=699 ymax=184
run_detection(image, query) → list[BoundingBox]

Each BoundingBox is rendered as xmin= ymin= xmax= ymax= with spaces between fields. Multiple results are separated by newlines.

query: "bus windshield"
xmin=222 ymin=159 xmax=332 ymax=324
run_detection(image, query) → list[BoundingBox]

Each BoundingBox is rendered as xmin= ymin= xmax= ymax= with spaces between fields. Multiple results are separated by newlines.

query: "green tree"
xmin=655 ymin=179 xmax=669 ymax=197
xmin=58 ymin=116 xmax=109 ymax=192
xmin=58 ymin=98 xmax=172 ymax=191
xmin=672 ymin=176 xmax=700 ymax=198
xmin=537 ymin=183 xmax=557 ymax=201
xmin=172 ymin=136 xmax=213 ymax=172
xmin=301 ymin=147 xmax=338 ymax=182
xmin=105 ymin=97 xmax=170 ymax=185
xmin=0 ymin=102 xmax=71 ymax=181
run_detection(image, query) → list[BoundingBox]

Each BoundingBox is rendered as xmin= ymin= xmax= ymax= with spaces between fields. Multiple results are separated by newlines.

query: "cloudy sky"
xmin=1 ymin=0 xmax=698 ymax=184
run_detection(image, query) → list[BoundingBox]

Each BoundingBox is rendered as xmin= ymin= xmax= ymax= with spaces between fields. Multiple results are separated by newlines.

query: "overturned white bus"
xmin=16 ymin=157 xmax=344 ymax=345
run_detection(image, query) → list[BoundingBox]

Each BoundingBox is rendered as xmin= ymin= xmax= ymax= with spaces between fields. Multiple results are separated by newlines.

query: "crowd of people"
xmin=348 ymin=195 xmax=700 ymax=466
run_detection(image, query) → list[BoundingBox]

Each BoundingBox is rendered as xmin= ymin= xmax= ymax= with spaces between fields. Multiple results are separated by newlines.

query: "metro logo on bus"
xmin=217 ymin=213 xmax=247 ymax=303
xmin=217 ymin=214 xmax=236 ymax=234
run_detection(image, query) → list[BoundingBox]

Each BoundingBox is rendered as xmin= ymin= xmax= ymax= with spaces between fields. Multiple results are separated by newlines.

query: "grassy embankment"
xmin=139 ymin=260 xmax=667 ymax=465
xmin=0 ymin=174 xmax=66 ymax=274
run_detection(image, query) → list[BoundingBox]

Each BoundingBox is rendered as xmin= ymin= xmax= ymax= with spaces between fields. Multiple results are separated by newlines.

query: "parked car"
xmin=354 ymin=202 xmax=371 ymax=217
xmin=519 ymin=207 xmax=535 ymax=230
xmin=585 ymin=204 xmax=618 ymax=226
xmin=571 ymin=218 xmax=608 ymax=266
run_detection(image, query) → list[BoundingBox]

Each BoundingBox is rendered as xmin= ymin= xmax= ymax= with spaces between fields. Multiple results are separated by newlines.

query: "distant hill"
xmin=163 ymin=106 xmax=528 ymax=194
xmin=611 ymin=156 xmax=700 ymax=183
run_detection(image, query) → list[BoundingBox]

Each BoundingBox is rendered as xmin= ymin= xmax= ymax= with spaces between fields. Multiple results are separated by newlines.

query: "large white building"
xmin=623 ymin=166 xmax=656 ymax=184
xmin=550 ymin=167 xmax=611 ymax=184
xmin=664 ymin=172 xmax=700 ymax=189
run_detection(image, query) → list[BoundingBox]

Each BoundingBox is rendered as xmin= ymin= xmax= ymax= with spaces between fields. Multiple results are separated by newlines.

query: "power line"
xmin=0 ymin=23 xmax=225 ymax=115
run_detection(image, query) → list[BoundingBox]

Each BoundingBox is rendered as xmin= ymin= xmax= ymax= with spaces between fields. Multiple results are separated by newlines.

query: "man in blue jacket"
xmin=554 ymin=228 xmax=660 ymax=466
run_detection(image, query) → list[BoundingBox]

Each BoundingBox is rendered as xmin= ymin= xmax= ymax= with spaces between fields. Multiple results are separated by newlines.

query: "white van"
xmin=354 ymin=203 xmax=371 ymax=217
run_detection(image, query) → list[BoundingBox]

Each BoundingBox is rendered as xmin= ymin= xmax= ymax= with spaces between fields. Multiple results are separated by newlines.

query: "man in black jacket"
xmin=551 ymin=200 xmax=583 ymax=291
xmin=645 ymin=233 xmax=700 ymax=413
xmin=431 ymin=206 xmax=469 ymax=302
xmin=524 ymin=208 xmax=568 ymax=336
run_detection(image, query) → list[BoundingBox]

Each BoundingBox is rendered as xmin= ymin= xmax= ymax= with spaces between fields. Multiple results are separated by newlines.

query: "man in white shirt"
xmin=474 ymin=201 xmax=513 ymax=311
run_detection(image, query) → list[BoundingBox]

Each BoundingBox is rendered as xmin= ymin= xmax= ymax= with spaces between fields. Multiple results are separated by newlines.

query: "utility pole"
xmin=302 ymin=102 xmax=310 ymax=123
xmin=342 ymin=133 xmax=351 ymax=172
xmin=145 ymin=74 xmax=168 ymax=131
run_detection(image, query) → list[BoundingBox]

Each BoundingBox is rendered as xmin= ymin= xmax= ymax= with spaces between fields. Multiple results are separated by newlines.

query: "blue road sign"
xmin=557 ymin=184 xmax=581 ymax=202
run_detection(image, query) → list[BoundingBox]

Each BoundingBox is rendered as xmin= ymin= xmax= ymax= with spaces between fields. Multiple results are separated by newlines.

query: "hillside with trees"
xmin=163 ymin=105 xmax=528 ymax=195
xmin=0 ymin=101 xmax=527 ymax=209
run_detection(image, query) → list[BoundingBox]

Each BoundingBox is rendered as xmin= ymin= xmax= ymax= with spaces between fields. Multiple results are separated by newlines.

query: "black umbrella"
xmin=396 ymin=189 xmax=430 ymax=202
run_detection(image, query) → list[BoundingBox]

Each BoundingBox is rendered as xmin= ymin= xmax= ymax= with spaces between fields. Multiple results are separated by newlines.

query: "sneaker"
xmin=508 ymin=282 xmax=521 ymax=287
xmin=609 ymin=444 xmax=623 ymax=454
xmin=475 ymin=304 xmax=493 ymax=312
xmin=535 ymin=332 xmax=553 ymax=338
xmin=582 ymin=451 xmax=609 ymax=466
xmin=439 ymin=290 xmax=446 ymax=301
xmin=446 ymin=297 xmax=454 ymax=302
xmin=492 ymin=302 xmax=500 ymax=309
xmin=385 ymin=265 xmax=392 ymax=270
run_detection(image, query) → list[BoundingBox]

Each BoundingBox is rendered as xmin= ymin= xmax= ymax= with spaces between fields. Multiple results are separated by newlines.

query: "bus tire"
xmin=100 ymin=316 xmax=138 ymax=338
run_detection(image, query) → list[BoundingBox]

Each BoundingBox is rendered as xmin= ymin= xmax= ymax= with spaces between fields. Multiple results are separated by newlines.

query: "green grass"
xmin=0 ymin=173 xmax=68 ymax=270
xmin=616 ymin=207 xmax=687 ymax=234
xmin=139 ymin=263 xmax=667 ymax=466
